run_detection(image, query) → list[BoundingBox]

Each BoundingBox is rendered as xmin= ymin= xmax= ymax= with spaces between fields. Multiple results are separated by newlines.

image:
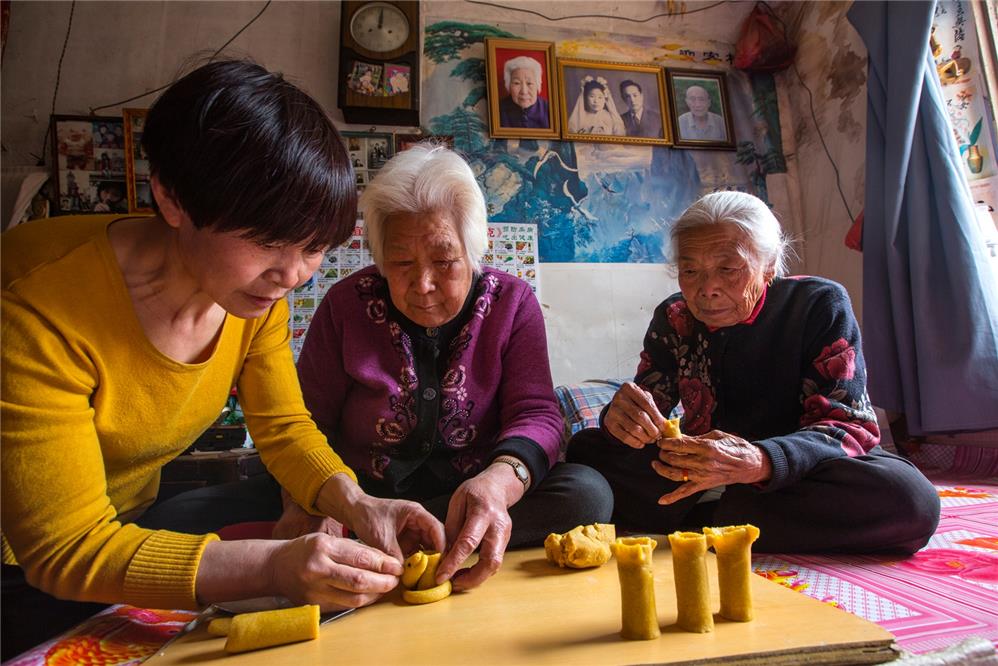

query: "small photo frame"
xmin=384 ymin=64 xmax=411 ymax=96
xmin=123 ymin=108 xmax=154 ymax=214
xmin=557 ymin=58 xmax=672 ymax=146
xmin=394 ymin=134 xmax=454 ymax=153
xmin=50 ymin=114 xmax=129 ymax=215
xmin=485 ymin=38 xmax=560 ymax=140
xmin=341 ymin=131 xmax=395 ymax=194
xmin=348 ymin=61 xmax=382 ymax=96
xmin=665 ymin=68 xmax=736 ymax=149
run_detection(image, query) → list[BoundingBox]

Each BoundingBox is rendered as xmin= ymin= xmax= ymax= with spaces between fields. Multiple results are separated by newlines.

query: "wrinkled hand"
xmin=652 ymin=430 xmax=773 ymax=504
xmin=344 ymin=494 xmax=445 ymax=563
xmin=269 ymin=533 xmax=402 ymax=611
xmin=603 ymin=382 xmax=670 ymax=448
xmin=272 ymin=491 xmax=344 ymax=540
xmin=436 ymin=465 xmax=521 ymax=592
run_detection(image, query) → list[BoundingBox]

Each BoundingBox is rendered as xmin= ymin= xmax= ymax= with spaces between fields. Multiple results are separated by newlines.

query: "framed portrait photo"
xmin=123 ymin=108 xmax=154 ymax=215
xmin=50 ymin=114 xmax=129 ymax=215
xmin=485 ymin=38 xmax=560 ymax=140
xmin=557 ymin=58 xmax=672 ymax=146
xmin=665 ymin=68 xmax=736 ymax=149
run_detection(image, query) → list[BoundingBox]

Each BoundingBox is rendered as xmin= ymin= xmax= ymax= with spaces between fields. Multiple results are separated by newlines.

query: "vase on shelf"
xmin=966 ymin=145 xmax=984 ymax=174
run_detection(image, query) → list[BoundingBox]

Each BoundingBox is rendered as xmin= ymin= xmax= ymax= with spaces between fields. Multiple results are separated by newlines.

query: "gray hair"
xmin=359 ymin=142 xmax=488 ymax=274
xmin=670 ymin=191 xmax=793 ymax=276
xmin=503 ymin=56 xmax=543 ymax=93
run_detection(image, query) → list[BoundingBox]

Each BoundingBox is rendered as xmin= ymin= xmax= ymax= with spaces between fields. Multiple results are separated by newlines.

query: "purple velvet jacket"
xmin=297 ymin=266 xmax=563 ymax=499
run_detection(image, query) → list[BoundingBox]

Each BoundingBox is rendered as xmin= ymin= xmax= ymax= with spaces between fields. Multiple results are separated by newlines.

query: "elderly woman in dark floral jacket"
xmin=567 ymin=191 xmax=939 ymax=554
xmin=283 ymin=143 xmax=612 ymax=591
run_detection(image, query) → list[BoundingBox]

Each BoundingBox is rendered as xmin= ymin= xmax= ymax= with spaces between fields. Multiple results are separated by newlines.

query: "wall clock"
xmin=338 ymin=1 xmax=420 ymax=126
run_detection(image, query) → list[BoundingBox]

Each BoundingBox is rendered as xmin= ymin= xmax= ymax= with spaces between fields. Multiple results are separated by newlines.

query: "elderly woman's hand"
xmin=434 ymin=463 xmax=523 ymax=592
xmin=272 ymin=488 xmax=345 ymax=540
xmin=603 ymin=382 xmax=671 ymax=448
xmin=652 ymin=430 xmax=773 ymax=504
xmin=345 ymin=493 xmax=446 ymax=562
xmin=317 ymin=474 xmax=445 ymax=562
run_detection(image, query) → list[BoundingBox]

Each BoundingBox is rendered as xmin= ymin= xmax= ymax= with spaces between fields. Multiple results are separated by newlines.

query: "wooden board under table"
xmin=150 ymin=538 xmax=897 ymax=665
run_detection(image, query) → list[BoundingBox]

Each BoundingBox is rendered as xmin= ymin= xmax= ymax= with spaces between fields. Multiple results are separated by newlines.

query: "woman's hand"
xmin=434 ymin=463 xmax=524 ymax=592
xmin=196 ymin=535 xmax=402 ymax=612
xmin=272 ymin=489 xmax=344 ymax=540
xmin=652 ymin=430 xmax=773 ymax=504
xmin=317 ymin=474 xmax=445 ymax=562
xmin=269 ymin=533 xmax=403 ymax=610
xmin=603 ymin=382 xmax=671 ymax=448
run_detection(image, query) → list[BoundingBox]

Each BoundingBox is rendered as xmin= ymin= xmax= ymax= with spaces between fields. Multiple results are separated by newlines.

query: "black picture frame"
xmin=49 ymin=114 xmax=129 ymax=215
xmin=342 ymin=131 xmax=395 ymax=197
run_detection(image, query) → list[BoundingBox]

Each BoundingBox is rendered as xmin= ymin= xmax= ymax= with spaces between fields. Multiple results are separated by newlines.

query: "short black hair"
xmin=619 ymin=79 xmax=642 ymax=97
xmin=142 ymin=59 xmax=356 ymax=251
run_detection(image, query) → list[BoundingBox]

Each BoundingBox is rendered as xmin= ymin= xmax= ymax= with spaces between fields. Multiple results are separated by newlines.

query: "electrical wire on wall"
xmin=32 ymin=0 xmax=76 ymax=165
xmin=463 ymin=0 xmax=729 ymax=22
xmin=89 ymin=0 xmax=271 ymax=115
xmin=33 ymin=1 xmax=271 ymax=166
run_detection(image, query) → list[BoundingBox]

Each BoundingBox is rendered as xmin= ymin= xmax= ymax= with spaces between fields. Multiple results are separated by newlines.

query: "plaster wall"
xmin=0 ymin=1 xmax=840 ymax=386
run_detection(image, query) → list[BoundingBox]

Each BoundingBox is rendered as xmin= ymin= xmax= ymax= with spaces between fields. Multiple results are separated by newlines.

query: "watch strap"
xmin=493 ymin=455 xmax=529 ymax=489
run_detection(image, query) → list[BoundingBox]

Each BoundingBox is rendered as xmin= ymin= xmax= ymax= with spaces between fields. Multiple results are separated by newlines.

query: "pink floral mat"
xmin=6 ymin=443 xmax=997 ymax=664
xmin=754 ymin=442 xmax=998 ymax=656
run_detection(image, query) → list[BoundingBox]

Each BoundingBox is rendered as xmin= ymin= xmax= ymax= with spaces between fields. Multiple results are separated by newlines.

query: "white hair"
xmin=359 ymin=142 xmax=488 ymax=274
xmin=670 ymin=191 xmax=794 ymax=276
xmin=503 ymin=56 xmax=543 ymax=93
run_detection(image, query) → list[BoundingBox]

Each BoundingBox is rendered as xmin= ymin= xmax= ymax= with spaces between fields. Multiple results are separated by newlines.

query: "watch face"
xmin=350 ymin=2 xmax=410 ymax=53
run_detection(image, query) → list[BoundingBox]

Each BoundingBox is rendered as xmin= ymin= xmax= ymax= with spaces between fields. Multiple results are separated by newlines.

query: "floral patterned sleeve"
xmin=633 ymin=298 xmax=686 ymax=419
xmin=753 ymin=282 xmax=880 ymax=491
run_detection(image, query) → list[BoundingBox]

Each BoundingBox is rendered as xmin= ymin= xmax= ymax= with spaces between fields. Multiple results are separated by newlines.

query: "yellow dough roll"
xmin=610 ymin=537 xmax=660 ymax=640
xmin=661 ymin=416 xmax=682 ymax=438
xmin=223 ymin=605 xmax=320 ymax=654
xmin=668 ymin=531 xmax=714 ymax=633
xmin=206 ymin=617 xmax=232 ymax=637
xmin=704 ymin=524 xmax=760 ymax=622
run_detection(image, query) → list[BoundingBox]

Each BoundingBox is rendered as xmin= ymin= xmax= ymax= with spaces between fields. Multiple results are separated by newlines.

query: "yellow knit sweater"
xmin=1 ymin=215 xmax=355 ymax=610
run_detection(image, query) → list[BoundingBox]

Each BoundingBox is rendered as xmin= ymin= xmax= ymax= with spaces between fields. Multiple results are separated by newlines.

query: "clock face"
xmin=350 ymin=2 xmax=410 ymax=54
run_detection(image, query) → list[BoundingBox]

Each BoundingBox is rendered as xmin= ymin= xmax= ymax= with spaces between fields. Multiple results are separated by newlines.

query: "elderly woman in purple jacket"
xmin=285 ymin=143 xmax=612 ymax=591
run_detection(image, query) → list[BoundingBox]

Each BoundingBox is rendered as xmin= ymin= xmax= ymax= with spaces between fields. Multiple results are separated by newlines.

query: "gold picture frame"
xmin=485 ymin=38 xmax=560 ymax=140
xmin=123 ymin=108 xmax=154 ymax=214
xmin=665 ymin=68 xmax=736 ymax=150
xmin=557 ymin=57 xmax=672 ymax=146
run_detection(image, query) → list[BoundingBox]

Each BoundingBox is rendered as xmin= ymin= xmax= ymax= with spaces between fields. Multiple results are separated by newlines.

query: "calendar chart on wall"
xmin=287 ymin=221 xmax=539 ymax=360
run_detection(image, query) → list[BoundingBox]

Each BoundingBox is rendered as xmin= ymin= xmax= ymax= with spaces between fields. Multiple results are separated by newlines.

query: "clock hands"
xmin=378 ymin=8 xmax=383 ymax=28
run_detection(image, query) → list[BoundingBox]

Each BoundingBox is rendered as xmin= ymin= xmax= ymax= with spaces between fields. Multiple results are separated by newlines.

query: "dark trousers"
xmin=419 ymin=462 xmax=614 ymax=548
xmin=566 ymin=427 xmax=940 ymax=555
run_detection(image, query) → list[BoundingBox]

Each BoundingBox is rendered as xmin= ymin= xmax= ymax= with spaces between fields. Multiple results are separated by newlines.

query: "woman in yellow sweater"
xmin=0 ymin=60 xmax=444 ymax=658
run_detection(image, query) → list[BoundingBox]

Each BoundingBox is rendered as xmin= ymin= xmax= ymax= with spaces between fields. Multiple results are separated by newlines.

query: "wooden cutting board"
xmin=149 ymin=538 xmax=897 ymax=665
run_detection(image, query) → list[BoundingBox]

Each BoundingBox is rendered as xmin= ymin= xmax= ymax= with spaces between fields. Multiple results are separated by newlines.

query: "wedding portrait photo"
xmin=557 ymin=58 xmax=671 ymax=145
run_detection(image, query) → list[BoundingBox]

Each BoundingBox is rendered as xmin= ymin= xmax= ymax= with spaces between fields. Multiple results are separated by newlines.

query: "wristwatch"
xmin=493 ymin=456 xmax=530 ymax=489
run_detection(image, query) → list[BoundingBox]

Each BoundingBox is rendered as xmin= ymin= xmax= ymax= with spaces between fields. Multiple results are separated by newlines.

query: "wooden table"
xmin=149 ymin=538 xmax=897 ymax=665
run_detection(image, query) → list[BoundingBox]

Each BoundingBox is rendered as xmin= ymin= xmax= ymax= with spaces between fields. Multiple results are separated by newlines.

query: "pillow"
xmin=554 ymin=380 xmax=624 ymax=447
